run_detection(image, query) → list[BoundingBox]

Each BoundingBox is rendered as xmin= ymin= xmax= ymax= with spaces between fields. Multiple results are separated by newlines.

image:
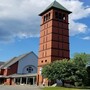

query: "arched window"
xmin=26 ymin=66 xmax=33 ymax=73
xmin=22 ymin=65 xmax=37 ymax=74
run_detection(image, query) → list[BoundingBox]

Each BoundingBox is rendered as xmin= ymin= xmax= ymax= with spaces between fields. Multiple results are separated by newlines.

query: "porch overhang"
xmin=7 ymin=73 xmax=37 ymax=78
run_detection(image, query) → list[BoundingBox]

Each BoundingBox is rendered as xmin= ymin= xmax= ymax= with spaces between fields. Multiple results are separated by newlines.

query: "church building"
xmin=37 ymin=1 xmax=71 ymax=85
xmin=0 ymin=52 xmax=38 ymax=85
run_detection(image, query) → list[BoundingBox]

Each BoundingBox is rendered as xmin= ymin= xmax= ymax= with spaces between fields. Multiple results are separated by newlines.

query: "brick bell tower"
xmin=37 ymin=1 xmax=71 ymax=85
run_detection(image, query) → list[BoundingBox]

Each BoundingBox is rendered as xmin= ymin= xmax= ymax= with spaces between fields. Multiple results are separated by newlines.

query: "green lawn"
xmin=42 ymin=87 xmax=89 ymax=90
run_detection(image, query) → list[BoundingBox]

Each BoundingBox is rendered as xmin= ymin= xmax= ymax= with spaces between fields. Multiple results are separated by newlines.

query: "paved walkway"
xmin=0 ymin=85 xmax=41 ymax=90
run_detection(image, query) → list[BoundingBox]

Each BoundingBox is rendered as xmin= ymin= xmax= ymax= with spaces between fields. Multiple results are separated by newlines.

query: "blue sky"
xmin=0 ymin=0 xmax=90 ymax=61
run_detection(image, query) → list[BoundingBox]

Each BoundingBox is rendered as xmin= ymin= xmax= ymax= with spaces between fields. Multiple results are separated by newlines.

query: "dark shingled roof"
xmin=39 ymin=1 xmax=71 ymax=16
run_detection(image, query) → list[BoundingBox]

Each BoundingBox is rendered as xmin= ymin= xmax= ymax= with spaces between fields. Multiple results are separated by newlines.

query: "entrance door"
xmin=27 ymin=77 xmax=34 ymax=85
xmin=30 ymin=78 xmax=33 ymax=85
xmin=0 ymin=78 xmax=4 ymax=84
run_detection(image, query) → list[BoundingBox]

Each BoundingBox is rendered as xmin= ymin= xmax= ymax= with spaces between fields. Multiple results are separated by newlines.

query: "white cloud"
xmin=56 ymin=0 xmax=90 ymax=36
xmin=56 ymin=0 xmax=90 ymax=20
xmin=0 ymin=0 xmax=50 ymax=20
xmin=0 ymin=0 xmax=90 ymax=42
xmin=69 ymin=20 xmax=87 ymax=36
xmin=82 ymin=36 xmax=90 ymax=40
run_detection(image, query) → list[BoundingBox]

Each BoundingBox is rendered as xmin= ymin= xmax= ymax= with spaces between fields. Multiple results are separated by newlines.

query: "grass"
xmin=42 ymin=87 xmax=90 ymax=90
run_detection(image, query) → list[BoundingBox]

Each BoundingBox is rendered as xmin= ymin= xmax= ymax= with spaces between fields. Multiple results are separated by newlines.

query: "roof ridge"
xmin=0 ymin=51 xmax=38 ymax=69
xmin=39 ymin=1 xmax=71 ymax=16
xmin=53 ymin=0 xmax=56 ymax=6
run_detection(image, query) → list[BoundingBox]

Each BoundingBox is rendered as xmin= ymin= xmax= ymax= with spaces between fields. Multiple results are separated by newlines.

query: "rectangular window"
xmin=59 ymin=13 xmax=62 ymax=20
xmin=41 ymin=60 xmax=43 ymax=63
xmin=55 ymin=12 xmax=58 ymax=18
xmin=45 ymin=60 xmax=47 ymax=62
xmin=63 ymin=14 xmax=66 ymax=20
xmin=49 ymin=13 xmax=50 ymax=19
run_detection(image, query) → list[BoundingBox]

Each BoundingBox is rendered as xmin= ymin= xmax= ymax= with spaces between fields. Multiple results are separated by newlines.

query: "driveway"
xmin=0 ymin=85 xmax=41 ymax=90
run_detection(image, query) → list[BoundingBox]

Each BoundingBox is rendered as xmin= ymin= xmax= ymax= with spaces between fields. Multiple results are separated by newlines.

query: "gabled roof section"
xmin=0 ymin=51 xmax=38 ymax=69
xmin=39 ymin=1 xmax=71 ymax=16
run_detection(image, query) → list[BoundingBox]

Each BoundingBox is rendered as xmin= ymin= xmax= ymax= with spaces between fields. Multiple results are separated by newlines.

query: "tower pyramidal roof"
xmin=39 ymin=1 xmax=71 ymax=16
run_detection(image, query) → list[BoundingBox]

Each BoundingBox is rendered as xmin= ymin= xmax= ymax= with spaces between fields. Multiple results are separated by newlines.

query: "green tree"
xmin=42 ymin=53 xmax=90 ymax=86
xmin=42 ymin=59 xmax=80 ymax=86
xmin=72 ymin=53 xmax=88 ymax=67
xmin=73 ymin=53 xmax=90 ymax=86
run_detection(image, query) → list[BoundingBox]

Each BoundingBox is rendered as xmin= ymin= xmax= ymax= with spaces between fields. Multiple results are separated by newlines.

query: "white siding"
xmin=17 ymin=52 xmax=38 ymax=74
